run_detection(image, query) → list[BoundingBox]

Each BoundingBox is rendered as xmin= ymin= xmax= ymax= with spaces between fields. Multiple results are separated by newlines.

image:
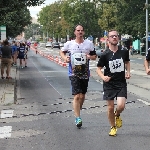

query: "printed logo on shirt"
xmin=71 ymin=53 xmax=88 ymax=78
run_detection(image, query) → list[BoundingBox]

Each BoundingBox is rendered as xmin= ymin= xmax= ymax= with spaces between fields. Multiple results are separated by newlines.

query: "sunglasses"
xmin=109 ymin=35 xmax=118 ymax=38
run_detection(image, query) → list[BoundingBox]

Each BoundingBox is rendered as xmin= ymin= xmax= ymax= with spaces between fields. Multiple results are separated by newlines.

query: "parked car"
xmin=59 ymin=42 xmax=64 ymax=47
xmin=95 ymin=46 xmax=104 ymax=58
xmin=45 ymin=42 xmax=52 ymax=48
xmin=39 ymin=42 xmax=46 ymax=47
xmin=52 ymin=42 xmax=60 ymax=49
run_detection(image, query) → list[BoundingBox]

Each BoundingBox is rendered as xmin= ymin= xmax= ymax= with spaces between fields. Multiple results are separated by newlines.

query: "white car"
xmin=46 ymin=42 xmax=52 ymax=48
xmin=59 ymin=42 xmax=64 ymax=47
xmin=39 ymin=42 xmax=46 ymax=47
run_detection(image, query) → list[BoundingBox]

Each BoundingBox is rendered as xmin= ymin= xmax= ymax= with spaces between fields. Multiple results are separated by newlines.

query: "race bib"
xmin=71 ymin=53 xmax=88 ymax=79
xmin=109 ymin=58 xmax=124 ymax=73
xmin=72 ymin=53 xmax=86 ymax=65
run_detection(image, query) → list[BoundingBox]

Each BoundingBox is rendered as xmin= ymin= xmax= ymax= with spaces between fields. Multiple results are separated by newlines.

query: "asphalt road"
xmin=0 ymin=47 xmax=150 ymax=150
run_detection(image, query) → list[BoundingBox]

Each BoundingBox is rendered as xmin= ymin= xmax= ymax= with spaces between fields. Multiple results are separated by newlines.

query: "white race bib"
xmin=72 ymin=53 xmax=86 ymax=65
xmin=109 ymin=58 xmax=124 ymax=73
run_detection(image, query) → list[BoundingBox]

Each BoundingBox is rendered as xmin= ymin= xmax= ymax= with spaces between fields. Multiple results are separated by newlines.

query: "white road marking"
xmin=137 ymin=99 xmax=150 ymax=105
xmin=1 ymin=110 xmax=14 ymax=118
xmin=0 ymin=126 xmax=12 ymax=138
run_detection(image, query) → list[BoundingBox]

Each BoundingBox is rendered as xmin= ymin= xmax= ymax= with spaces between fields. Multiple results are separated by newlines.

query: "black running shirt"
xmin=97 ymin=47 xmax=130 ymax=89
xmin=146 ymin=48 xmax=150 ymax=61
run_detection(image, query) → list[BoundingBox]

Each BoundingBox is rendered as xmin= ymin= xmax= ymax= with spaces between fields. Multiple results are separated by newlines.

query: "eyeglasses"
xmin=109 ymin=35 xmax=118 ymax=38
xmin=76 ymin=30 xmax=83 ymax=32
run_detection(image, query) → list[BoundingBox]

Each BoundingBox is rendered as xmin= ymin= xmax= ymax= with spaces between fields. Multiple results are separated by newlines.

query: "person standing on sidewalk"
xmin=96 ymin=29 xmax=130 ymax=136
xmin=17 ymin=42 xmax=26 ymax=68
xmin=59 ymin=24 xmax=97 ymax=128
xmin=1 ymin=40 xmax=13 ymax=79
xmin=144 ymin=48 xmax=150 ymax=74
xmin=11 ymin=41 xmax=18 ymax=66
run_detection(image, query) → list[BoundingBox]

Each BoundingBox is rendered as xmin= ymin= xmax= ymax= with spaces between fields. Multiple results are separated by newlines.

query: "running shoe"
xmin=115 ymin=115 xmax=122 ymax=128
xmin=75 ymin=117 xmax=82 ymax=128
xmin=109 ymin=126 xmax=117 ymax=136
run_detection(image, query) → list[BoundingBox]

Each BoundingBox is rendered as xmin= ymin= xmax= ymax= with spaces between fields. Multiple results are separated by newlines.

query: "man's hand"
xmin=65 ymin=56 xmax=70 ymax=63
xmin=125 ymin=72 xmax=131 ymax=79
xmin=102 ymin=76 xmax=111 ymax=82
xmin=86 ymin=54 xmax=91 ymax=59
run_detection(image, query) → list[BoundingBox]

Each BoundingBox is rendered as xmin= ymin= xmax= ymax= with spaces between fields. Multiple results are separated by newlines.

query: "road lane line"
xmin=1 ymin=110 xmax=14 ymax=118
xmin=0 ymin=126 xmax=12 ymax=138
xmin=137 ymin=99 xmax=150 ymax=105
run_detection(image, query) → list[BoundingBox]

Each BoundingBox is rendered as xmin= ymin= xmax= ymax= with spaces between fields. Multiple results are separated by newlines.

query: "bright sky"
xmin=28 ymin=0 xmax=56 ymax=18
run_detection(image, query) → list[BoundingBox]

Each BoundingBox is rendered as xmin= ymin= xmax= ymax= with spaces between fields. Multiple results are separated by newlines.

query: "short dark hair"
xmin=107 ymin=29 xmax=119 ymax=36
xmin=74 ymin=24 xmax=84 ymax=32
xmin=3 ymin=40 xmax=9 ymax=46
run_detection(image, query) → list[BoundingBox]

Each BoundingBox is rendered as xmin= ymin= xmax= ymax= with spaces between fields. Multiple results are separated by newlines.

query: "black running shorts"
xmin=69 ymin=76 xmax=89 ymax=95
xmin=103 ymin=86 xmax=127 ymax=100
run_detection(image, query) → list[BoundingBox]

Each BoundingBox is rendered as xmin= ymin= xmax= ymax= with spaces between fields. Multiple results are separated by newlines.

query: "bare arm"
xmin=125 ymin=61 xmax=131 ymax=79
xmin=96 ymin=67 xmax=111 ymax=82
xmin=59 ymin=50 xmax=70 ymax=63
xmin=144 ymin=59 xmax=150 ymax=75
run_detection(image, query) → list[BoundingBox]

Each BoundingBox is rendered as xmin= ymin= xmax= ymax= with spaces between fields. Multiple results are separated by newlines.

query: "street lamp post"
xmin=146 ymin=0 xmax=148 ymax=54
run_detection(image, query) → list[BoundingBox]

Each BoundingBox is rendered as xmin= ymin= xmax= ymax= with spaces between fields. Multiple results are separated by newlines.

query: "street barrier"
xmin=31 ymin=46 xmax=68 ymax=68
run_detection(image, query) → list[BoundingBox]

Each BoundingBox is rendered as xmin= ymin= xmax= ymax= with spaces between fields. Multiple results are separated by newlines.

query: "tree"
xmin=38 ymin=1 xmax=66 ymax=40
xmin=0 ymin=0 xmax=45 ymax=38
xmin=24 ymin=23 xmax=43 ymax=40
xmin=61 ymin=0 xmax=101 ymax=38
xmin=116 ymin=0 xmax=147 ymax=39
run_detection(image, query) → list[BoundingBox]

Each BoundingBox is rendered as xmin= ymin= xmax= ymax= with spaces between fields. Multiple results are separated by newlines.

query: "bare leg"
xmin=20 ymin=59 xmax=23 ymax=67
xmin=115 ymin=97 xmax=126 ymax=116
xmin=73 ymin=94 xmax=81 ymax=117
xmin=107 ymin=100 xmax=115 ymax=127
xmin=79 ymin=93 xmax=85 ymax=109
xmin=1 ymin=67 xmax=4 ymax=77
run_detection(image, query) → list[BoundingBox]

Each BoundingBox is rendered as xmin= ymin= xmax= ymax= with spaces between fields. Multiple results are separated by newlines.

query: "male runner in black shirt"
xmin=97 ymin=29 xmax=130 ymax=136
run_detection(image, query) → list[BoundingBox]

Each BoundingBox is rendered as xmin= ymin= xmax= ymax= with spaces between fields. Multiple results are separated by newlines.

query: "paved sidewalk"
xmin=0 ymin=65 xmax=18 ymax=105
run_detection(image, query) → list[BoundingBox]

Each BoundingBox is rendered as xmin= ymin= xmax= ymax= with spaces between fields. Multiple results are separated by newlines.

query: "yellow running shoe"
xmin=109 ymin=126 xmax=117 ymax=136
xmin=115 ymin=116 xmax=122 ymax=128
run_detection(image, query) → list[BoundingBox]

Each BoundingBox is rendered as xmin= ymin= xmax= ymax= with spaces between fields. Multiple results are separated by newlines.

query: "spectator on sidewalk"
xmin=23 ymin=43 xmax=28 ymax=67
xmin=1 ymin=40 xmax=13 ymax=79
xmin=130 ymin=46 xmax=135 ymax=56
xmin=17 ymin=42 xmax=26 ymax=68
xmin=11 ymin=41 xmax=18 ymax=66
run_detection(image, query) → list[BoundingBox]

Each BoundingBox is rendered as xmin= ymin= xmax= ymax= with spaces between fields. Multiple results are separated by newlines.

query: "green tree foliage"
xmin=98 ymin=2 xmax=118 ymax=31
xmin=116 ymin=0 xmax=147 ymax=39
xmin=98 ymin=0 xmax=149 ymax=39
xmin=61 ymin=0 xmax=101 ymax=38
xmin=0 ymin=0 xmax=45 ymax=38
xmin=37 ymin=0 xmax=150 ymax=41
xmin=24 ymin=23 xmax=42 ymax=40
xmin=38 ymin=1 xmax=66 ymax=39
